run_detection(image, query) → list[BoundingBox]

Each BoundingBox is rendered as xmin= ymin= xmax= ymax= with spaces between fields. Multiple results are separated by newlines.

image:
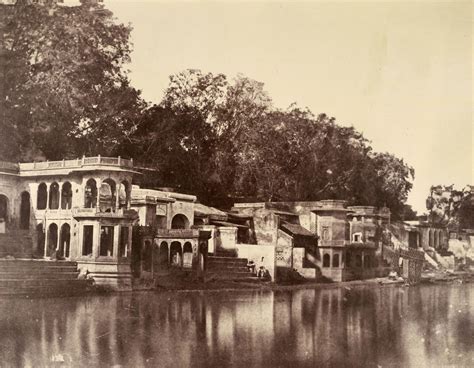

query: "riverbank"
xmin=138 ymin=270 xmax=473 ymax=294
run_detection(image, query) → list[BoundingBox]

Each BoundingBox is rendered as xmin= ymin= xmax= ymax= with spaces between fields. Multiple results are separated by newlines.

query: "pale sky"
xmin=76 ymin=0 xmax=473 ymax=213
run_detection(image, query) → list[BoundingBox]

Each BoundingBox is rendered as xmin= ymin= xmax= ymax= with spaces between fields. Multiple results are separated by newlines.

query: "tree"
xmin=426 ymin=185 xmax=474 ymax=229
xmin=0 ymin=0 xmax=145 ymax=161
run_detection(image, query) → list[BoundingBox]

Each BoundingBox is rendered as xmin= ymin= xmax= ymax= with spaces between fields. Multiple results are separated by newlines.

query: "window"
xmin=323 ymin=253 xmax=330 ymax=268
xmin=61 ymin=182 xmax=73 ymax=209
xmin=353 ymin=232 xmax=362 ymax=243
xmin=82 ymin=225 xmax=94 ymax=256
xmin=99 ymin=226 xmax=114 ymax=256
xmin=37 ymin=183 xmax=47 ymax=210
xmin=84 ymin=179 xmax=97 ymax=208
xmin=49 ymin=182 xmax=59 ymax=209
xmin=332 ymin=253 xmax=340 ymax=268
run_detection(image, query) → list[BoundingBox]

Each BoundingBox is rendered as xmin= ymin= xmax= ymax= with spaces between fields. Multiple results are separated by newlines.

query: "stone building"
xmin=0 ymin=157 xmax=137 ymax=289
xmin=228 ymin=200 xmax=392 ymax=282
xmin=0 ymin=157 xmax=208 ymax=290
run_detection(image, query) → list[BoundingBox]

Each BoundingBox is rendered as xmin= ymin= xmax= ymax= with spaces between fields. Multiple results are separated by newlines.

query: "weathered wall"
xmin=216 ymin=227 xmax=237 ymax=253
xmin=236 ymin=243 xmax=275 ymax=281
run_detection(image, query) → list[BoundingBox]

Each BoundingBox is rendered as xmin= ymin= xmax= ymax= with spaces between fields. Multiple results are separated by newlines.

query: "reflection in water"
xmin=0 ymin=284 xmax=472 ymax=367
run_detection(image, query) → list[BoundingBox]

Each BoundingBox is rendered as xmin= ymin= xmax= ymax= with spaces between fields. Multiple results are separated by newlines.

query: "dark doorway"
xmin=0 ymin=194 xmax=8 ymax=223
xmin=36 ymin=224 xmax=45 ymax=257
xmin=99 ymin=226 xmax=114 ymax=256
xmin=59 ymin=223 xmax=71 ymax=258
xmin=20 ymin=192 xmax=30 ymax=230
xmin=171 ymin=214 xmax=189 ymax=229
xmin=47 ymin=223 xmax=58 ymax=257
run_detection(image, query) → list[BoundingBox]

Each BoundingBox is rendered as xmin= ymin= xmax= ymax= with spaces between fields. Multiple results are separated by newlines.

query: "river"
xmin=0 ymin=284 xmax=472 ymax=367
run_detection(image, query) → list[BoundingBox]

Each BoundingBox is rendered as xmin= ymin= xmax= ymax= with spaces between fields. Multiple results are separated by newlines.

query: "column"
xmin=361 ymin=251 xmax=365 ymax=269
xmin=112 ymin=225 xmax=119 ymax=259
xmin=95 ymin=178 xmax=102 ymax=211
xmin=58 ymin=182 xmax=63 ymax=211
xmin=94 ymin=222 xmax=101 ymax=258
xmin=46 ymin=183 xmax=50 ymax=210
xmin=115 ymin=190 xmax=120 ymax=212
xmin=43 ymin=223 xmax=48 ymax=258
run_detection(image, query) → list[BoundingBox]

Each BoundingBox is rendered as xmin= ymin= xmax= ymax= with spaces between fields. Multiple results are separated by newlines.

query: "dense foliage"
xmin=426 ymin=185 xmax=474 ymax=230
xmin=0 ymin=0 xmax=144 ymax=160
xmin=0 ymin=2 xmax=415 ymax=218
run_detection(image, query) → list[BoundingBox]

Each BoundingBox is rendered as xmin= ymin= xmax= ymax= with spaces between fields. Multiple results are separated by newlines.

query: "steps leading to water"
xmin=0 ymin=259 xmax=93 ymax=296
xmin=207 ymin=256 xmax=260 ymax=282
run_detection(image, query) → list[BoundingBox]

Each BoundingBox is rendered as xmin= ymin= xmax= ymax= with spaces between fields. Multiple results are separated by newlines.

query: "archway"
xmin=84 ymin=179 xmax=97 ymax=208
xmin=159 ymin=242 xmax=169 ymax=269
xmin=323 ymin=253 xmax=330 ymax=268
xmin=332 ymin=253 xmax=340 ymax=268
xmin=37 ymin=183 xmax=47 ymax=210
xmin=183 ymin=242 xmax=193 ymax=268
xmin=61 ymin=182 xmax=72 ymax=209
xmin=118 ymin=181 xmax=130 ymax=209
xmin=36 ymin=224 xmax=45 ymax=257
xmin=47 ymin=223 xmax=58 ymax=257
xmin=99 ymin=179 xmax=116 ymax=212
xmin=49 ymin=182 xmax=60 ymax=209
xmin=59 ymin=223 xmax=71 ymax=258
xmin=170 ymin=241 xmax=183 ymax=267
xmin=0 ymin=194 xmax=8 ymax=231
xmin=20 ymin=191 xmax=30 ymax=230
xmin=142 ymin=240 xmax=152 ymax=272
xmin=171 ymin=214 xmax=190 ymax=229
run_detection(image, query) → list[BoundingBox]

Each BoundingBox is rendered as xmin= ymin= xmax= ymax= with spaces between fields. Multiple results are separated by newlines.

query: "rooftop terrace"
xmin=0 ymin=156 xmax=134 ymax=175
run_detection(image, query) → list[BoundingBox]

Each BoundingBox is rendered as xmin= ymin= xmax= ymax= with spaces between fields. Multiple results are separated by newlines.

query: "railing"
xmin=0 ymin=161 xmax=19 ymax=173
xmin=19 ymin=156 xmax=134 ymax=171
xmin=318 ymin=239 xmax=347 ymax=247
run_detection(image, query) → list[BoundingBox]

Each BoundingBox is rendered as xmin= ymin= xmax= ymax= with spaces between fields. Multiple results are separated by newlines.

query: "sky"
xmin=72 ymin=0 xmax=473 ymax=213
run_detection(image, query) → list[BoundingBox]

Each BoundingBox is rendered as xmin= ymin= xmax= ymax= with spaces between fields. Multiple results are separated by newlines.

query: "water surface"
xmin=0 ymin=284 xmax=473 ymax=367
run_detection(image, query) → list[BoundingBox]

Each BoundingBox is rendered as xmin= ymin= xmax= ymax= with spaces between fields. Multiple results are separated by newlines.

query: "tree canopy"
xmin=0 ymin=0 xmax=145 ymax=160
xmin=123 ymin=69 xmax=415 ymax=218
xmin=0 ymin=2 xmax=415 ymax=219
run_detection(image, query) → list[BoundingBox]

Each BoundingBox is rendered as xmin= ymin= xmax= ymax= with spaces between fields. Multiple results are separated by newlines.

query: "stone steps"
xmin=0 ymin=260 xmax=92 ymax=296
xmin=207 ymin=255 xmax=259 ymax=281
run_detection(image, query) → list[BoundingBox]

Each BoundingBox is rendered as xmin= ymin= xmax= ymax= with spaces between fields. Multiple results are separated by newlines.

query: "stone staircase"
xmin=0 ymin=229 xmax=34 ymax=258
xmin=0 ymin=260 xmax=93 ymax=297
xmin=206 ymin=256 xmax=260 ymax=282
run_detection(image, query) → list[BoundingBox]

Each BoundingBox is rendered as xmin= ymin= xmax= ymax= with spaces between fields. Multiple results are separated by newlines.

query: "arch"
xmin=159 ymin=241 xmax=169 ymax=269
xmin=37 ymin=183 xmax=47 ymax=210
xmin=118 ymin=180 xmax=130 ymax=209
xmin=183 ymin=242 xmax=193 ymax=268
xmin=59 ymin=223 xmax=71 ymax=258
xmin=332 ymin=253 xmax=340 ymax=268
xmin=49 ymin=182 xmax=60 ymax=209
xmin=36 ymin=224 xmax=45 ymax=257
xmin=47 ymin=223 xmax=58 ymax=257
xmin=170 ymin=241 xmax=183 ymax=267
xmin=99 ymin=178 xmax=116 ymax=212
xmin=84 ymin=179 xmax=97 ymax=208
xmin=323 ymin=253 xmax=330 ymax=268
xmin=171 ymin=214 xmax=190 ymax=229
xmin=20 ymin=191 xmax=30 ymax=230
xmin=0 ymin=194 xmax=8 ymax=228
xmin=61 ymin=182 xmax=73 ymax=209
xmin=142 ymin=240 xmax=152 ymax=272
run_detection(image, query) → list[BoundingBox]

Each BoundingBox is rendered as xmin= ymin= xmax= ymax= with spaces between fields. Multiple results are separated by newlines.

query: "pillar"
xmin=43 ymin=222 xmax=48 ymax=258
xmin=45 ymin=183 xmax=50 ymax=210
xmin=95 ymin=178 xmax=102 ymax=211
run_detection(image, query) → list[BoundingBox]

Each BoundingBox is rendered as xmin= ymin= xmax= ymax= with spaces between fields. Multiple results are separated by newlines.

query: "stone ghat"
xmin=0 ymin=260 xmax=93 ymax=297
